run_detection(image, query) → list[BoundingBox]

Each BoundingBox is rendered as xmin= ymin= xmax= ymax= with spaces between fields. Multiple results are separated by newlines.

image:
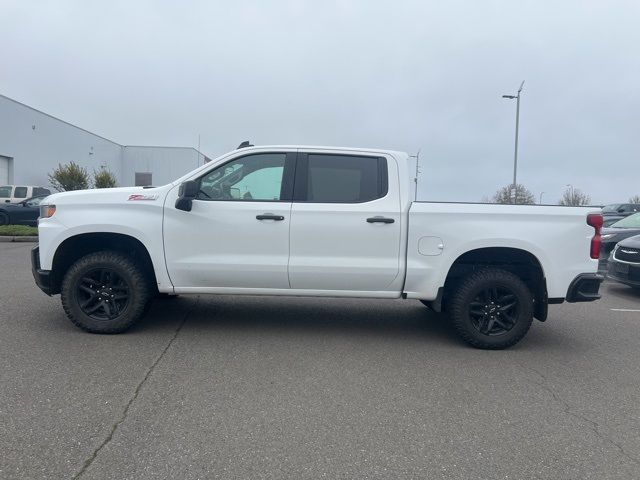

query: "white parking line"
xmin=610 ymin=308 xmax=640 ymax=312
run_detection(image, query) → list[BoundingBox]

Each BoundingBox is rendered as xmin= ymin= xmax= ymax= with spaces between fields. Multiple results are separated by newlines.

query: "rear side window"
xmin=14 ymin=186 xmax=27 ymax=198
xmin=297 ymin=154 xmax=388 ymax=203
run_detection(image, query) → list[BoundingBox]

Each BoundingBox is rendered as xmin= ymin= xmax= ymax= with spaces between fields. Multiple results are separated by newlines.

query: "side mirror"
xmin=175 ymin=180 xmax=198 ymax=212
xmin=617 ymin=208 xmax=625 ymax=213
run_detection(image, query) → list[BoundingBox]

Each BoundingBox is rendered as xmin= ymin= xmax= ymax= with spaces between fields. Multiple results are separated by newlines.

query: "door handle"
xmin=256 ymin=214 xmax=285 ymax=221
xmin=367 ymin=216 xmax=395 ymax=224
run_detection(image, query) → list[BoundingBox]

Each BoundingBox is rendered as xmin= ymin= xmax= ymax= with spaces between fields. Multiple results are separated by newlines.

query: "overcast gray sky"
xmin=1 ymin=0 xmax=638 ymax=203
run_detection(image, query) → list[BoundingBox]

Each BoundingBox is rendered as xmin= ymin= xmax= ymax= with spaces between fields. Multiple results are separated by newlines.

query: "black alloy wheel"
xmin=61 ymin=251 xmax=150 ymax=333
xmin=468 ymin=286 xmax=519 ymax=336
xmin=75 ymin=268 xmax=131 ymax=320
xmin=448 ymin=268 xmax=534 ymax=349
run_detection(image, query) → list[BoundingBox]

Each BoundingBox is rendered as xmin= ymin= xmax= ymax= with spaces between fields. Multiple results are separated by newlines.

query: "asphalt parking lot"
xmin=1 ymin=242 xmax=639 ymax=479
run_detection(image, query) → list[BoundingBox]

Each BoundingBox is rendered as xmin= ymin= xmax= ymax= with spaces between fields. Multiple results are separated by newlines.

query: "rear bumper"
xmin=31 ymin=246 xmax=54 ymax=295
xmin=565 ymin=273 xmax=604 ymax=302
xmin=606 ymin=257 xmax=640 ymax=287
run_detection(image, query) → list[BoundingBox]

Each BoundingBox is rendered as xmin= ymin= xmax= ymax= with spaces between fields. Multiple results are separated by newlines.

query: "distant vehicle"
xmin=603 ymin=215 xmax=624 ymax=227
xmin=600 ymin=213 xmax=640 ymax=268
xmin=0 ymin=185 xmax=51 ymax=204
xmin=602 ymin=203 xmax=640 ymax=217
xmin=606 ymin=235 xmax=640 ymax=289
xmin=0 ymin=195 xmax=47 ymax=226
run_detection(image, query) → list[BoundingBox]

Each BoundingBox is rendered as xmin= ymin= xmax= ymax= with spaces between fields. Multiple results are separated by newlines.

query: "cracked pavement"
xmin=1 ymin=242 xmax=639 ymax=479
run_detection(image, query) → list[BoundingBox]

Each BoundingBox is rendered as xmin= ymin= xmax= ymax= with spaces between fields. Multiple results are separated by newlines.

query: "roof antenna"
xmin=409 ymin=149 xmax=421 ymax=201
xmin=237 ymin=140 xmax=254 ymax=149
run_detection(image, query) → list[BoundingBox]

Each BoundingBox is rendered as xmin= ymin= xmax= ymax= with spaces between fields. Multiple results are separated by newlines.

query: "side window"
xmin=26 ymin=197 xmax=44 ymax=207
xmin=33 ymin=187 xmax=51 ymax=196
xmin=197 ymin=153 xmax=286 ymax=201
xmin=300 ymin=154 xmax=387 ymax=203
xmin=14 ymin=186 xmax=28 ymax=198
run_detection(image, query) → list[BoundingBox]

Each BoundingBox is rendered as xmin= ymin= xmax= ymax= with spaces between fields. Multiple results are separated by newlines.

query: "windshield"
xmin=602 ymin=204 xmax=622 ymax=213
xmin=610 ymin=213 xmax=640 ymax=228
xmin=0 ymin=186 xmax=11 ymax=198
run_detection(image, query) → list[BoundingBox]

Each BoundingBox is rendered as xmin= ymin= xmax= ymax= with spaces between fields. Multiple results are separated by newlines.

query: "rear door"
xmin=288 ymin=151 xmax=402 ymax=292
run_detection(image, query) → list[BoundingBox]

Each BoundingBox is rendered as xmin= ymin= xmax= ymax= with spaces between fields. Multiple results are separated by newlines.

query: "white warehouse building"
xmin=0 ymin=94 xmax=210 ymax=189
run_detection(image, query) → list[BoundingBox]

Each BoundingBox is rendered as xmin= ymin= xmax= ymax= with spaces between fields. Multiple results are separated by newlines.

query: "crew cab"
xmin=32 ymin=145 xmax=604 ymax=349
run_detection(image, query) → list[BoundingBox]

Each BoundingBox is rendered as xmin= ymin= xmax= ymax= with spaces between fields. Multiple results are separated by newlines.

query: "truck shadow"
xmin=136 ymin=295 xmax=579 ymax=351
xmin=138 ymin=295 xmax=463 ymax=346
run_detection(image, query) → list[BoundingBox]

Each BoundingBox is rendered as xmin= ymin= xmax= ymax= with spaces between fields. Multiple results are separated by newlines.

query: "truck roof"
xmin=235 ymin=145 xmax=409 ymax=158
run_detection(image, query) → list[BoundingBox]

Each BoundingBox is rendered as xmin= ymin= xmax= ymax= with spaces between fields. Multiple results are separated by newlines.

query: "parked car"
xmin=0 ymin=185 xmax=51 ymax=204
xmin=602 ymin=203 xmax=640 ymax=217
xmin=0 ymin=195 xmax=48 ymax=226
xmin=603 ymin=215 xmax=625 ymax=227
xmin=600 ymin=213 xmax=640 ymax=270
xmin=606 ymin=235 xmax=640 ymax=289
xmin=32 ymin=144 xmax=603 ymax=350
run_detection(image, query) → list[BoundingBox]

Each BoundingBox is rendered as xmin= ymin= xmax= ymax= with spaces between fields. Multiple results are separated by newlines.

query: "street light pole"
xmin=502 ymin=80 xmax=525 ymax=203
xmin=539 ymin=191 xmax=544 ymax=204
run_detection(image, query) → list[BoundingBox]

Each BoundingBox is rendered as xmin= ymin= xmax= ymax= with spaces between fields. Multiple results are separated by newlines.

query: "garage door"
xmin=0 ymin=156 xmax=9 ymax=185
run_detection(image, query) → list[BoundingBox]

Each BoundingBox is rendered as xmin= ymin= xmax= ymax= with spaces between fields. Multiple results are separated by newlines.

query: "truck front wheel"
xmin=61 ymin=251 xmax=150 ymax=333
xmin=448 ymin=268 xmax=533 ymax=349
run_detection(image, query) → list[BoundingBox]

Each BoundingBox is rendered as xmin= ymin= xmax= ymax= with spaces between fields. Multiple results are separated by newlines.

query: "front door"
xmin=163 ymin=151 xmax=296 ymax=290
xmin=288 ymin=152 xmax=402 ymax=292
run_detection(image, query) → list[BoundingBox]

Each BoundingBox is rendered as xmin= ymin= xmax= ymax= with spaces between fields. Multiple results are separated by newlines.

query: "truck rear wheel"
xmin=61 ymin=251 xmax=150 ymax=333
xmin=448 ymin=268 xmax=533 ymax=349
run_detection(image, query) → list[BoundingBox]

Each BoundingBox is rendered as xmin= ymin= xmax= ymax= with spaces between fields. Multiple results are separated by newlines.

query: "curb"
xmin=0 ymin=236 xmax=38 ymax=243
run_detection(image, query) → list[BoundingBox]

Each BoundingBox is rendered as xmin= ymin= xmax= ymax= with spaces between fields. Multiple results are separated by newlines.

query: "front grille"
xmin=614 ymin=246 xmax=640 ymax=264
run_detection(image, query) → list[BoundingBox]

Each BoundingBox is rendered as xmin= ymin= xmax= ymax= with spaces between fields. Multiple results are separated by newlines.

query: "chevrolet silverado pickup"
xmin=32 ymin=145 xmax=604 ymax=349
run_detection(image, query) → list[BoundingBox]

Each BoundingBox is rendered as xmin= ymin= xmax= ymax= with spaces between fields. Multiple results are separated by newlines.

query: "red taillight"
xmin=587 ymin=213 xmax=603 ymax=260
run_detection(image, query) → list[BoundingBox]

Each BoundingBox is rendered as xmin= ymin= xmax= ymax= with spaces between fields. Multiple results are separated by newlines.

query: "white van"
xmin=0 ymin=185 xmax=52 ymax=204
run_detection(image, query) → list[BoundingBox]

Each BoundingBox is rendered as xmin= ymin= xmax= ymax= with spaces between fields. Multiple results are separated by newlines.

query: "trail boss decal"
xmin=128 ymin=194 xmax=158 ymax=201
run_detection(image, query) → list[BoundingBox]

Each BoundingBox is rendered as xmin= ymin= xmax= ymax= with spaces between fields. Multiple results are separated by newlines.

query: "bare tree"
xmin=559 ymin=187 xmax=591 ymax=206
xmin=629 ymin=195 xmax=640 ymax=204
xmin=492 ymin=184 xmax=536 ymax=205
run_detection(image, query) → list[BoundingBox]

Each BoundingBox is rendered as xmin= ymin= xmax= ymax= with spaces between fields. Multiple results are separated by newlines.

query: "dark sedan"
xmin=0 ymin=196 xmax=47 ymax=226
xmin=607 ymin=235 xmax=640 ymax=289
xmin=599 ymin=213 xmax=640 ymax=271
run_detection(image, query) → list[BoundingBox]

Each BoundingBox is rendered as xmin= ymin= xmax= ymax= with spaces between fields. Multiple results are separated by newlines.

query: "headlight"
xmin=40 ymin=205 xmax=56 ymax=219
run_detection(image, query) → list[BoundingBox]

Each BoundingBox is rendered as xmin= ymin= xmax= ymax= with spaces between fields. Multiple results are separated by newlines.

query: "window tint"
xmin=135 ymin=172 xmax=152 ymax=187
xmin=611 ymin=213 xmax=640 ymax=228
xmin=33 ymin=187 xmax=50 ymax=196
xmin=0 ymin=186 xmax=11 ymax=198
xmin=303 ymin=154 xmax=387 ymax=203
xmin=14 ymin=186 xmax=27 ymax=198
xmin=197 ymin=153 xmax=286 ymax=201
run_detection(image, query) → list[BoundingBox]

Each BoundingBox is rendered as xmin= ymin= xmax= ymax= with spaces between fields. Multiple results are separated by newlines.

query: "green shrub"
xmin=48 ymin=162 xmax=90 ymax=192
xmin=94 ymin=167 xmax=118 ymax=189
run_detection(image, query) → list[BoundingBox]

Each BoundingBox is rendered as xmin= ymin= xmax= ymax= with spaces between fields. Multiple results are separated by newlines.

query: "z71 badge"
xmin=128 ymin=194 xmax=158 ymax=201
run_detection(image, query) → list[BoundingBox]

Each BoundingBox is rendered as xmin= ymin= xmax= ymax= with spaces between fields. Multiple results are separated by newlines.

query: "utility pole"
xmin=502 ymin=81 xmax=525 ymax=203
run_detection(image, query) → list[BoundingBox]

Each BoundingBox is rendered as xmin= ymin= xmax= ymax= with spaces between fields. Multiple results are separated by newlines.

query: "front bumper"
xmin=31 ymin=246 xmax=54 ymax=295
xmin=607 ymin=256 xmax=640 ymax=287
xmin=566 ymin=273 xmax=604 ymax=302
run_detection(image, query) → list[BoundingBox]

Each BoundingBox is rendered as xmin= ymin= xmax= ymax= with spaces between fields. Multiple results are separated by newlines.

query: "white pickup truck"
xmin=32 ymin=145 xmax=604 ymax=349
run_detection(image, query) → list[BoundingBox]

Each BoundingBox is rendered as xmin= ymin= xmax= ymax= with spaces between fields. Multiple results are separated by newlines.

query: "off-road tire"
xmin=61 ymin=251 xmax=151 ymax=333
xmin=448 ymin=268 xmax=534 ymax=349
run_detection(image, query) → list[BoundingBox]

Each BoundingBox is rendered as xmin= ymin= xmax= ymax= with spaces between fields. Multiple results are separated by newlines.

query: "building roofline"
xmin=0 ymin=93 xmax=211 ymax=158
xmin=0 ymin=93 xmax=123 ymax=147
xmin=123 ymin=145 xmax=208 ymax=156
